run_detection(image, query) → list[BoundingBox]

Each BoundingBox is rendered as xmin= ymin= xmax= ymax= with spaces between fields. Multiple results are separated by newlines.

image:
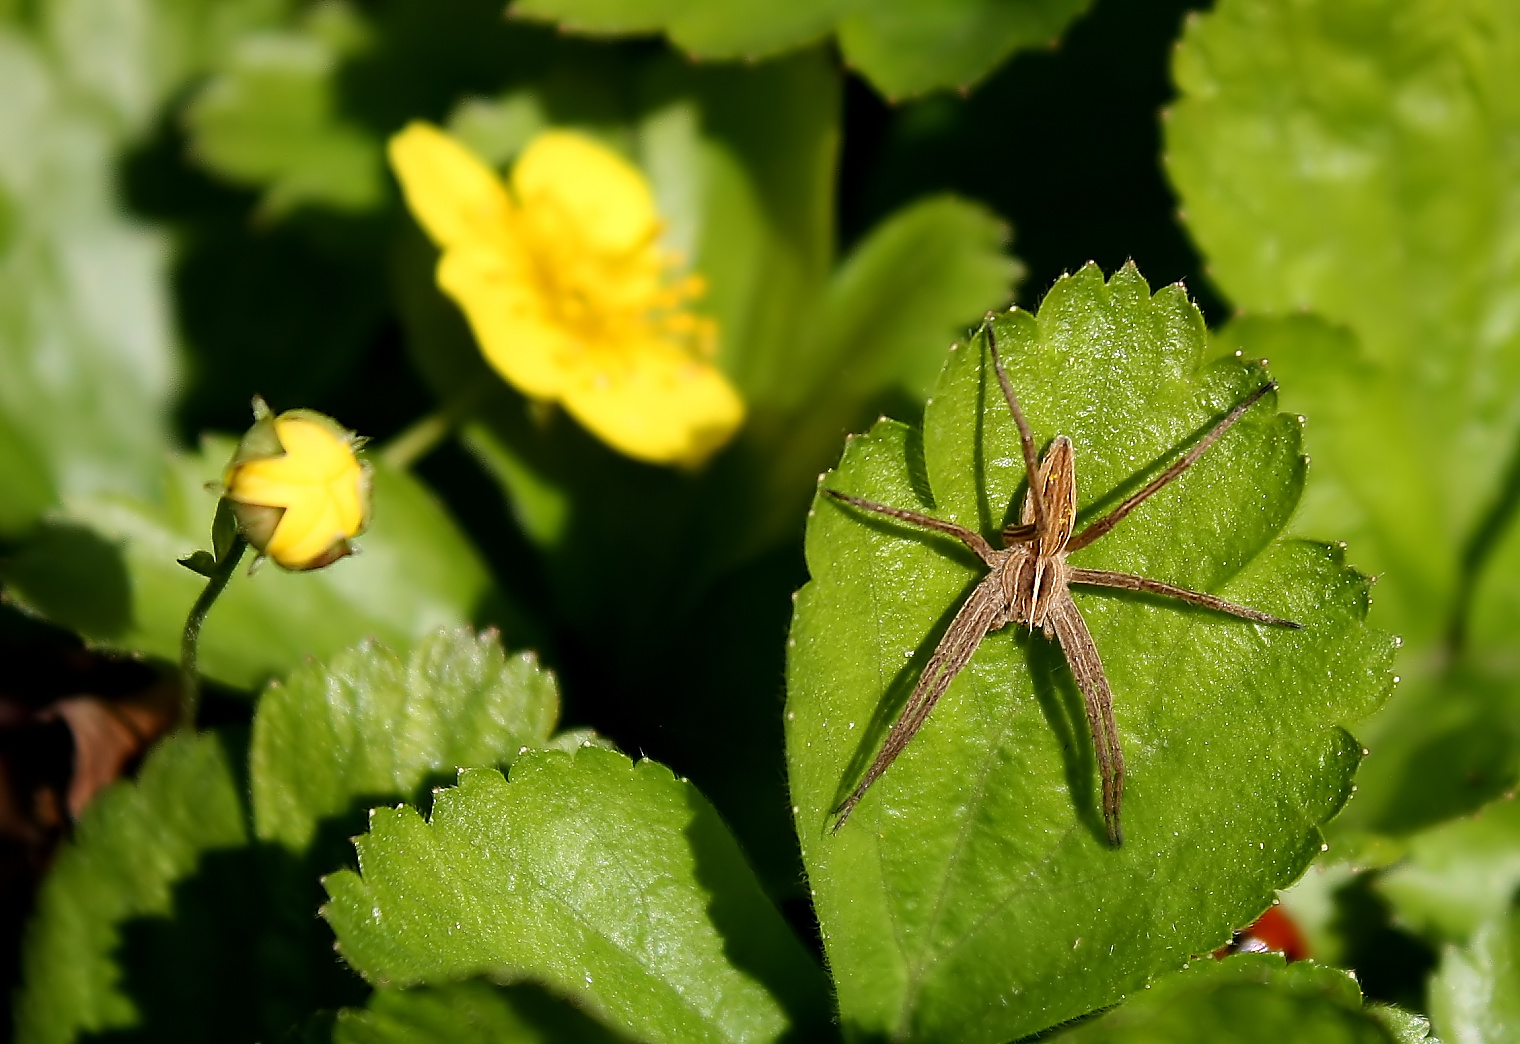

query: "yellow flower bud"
xmin=220 ymin=399 xmax=371 ymax=571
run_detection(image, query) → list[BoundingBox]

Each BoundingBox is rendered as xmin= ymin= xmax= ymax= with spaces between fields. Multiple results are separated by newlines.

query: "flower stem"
xmin=179 ymin=535 xmax=247 ymax=731
xmin=380 ymin=384 xmax=490 ymax=471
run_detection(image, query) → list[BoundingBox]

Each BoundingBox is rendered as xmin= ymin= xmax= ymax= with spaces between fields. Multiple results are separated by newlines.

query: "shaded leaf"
xmin=787 ymin=264 xmax=1394 ymax=1042
xmin=14 ymin=730 xmax=250 ymax=1044
xmin=15 ymin=628 xmax=570 ymax=1044
xmin=508 ymin=0 xmax=1093 ymax=98
xmin=185 ymin=0 xmax=387 ymax=216
xmin=334 ymin=980 xmax=629 ymax=1044
xmin=1429 ymin=905 xmax=1520 ymax=1044
xmin=1378 ymin=796 xmax=1520 ymax=946
xmin=1 ymin=437 xmax=510 ymax=691
xmin=323 ymin=746 xmax=834 ymax=1044
xmin=1048 ymin=955 xmax=1408 ymax=1043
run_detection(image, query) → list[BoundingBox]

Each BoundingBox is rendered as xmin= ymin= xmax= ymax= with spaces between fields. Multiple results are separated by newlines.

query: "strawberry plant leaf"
xmin=787 ymin=263 xmax=1395 ymax=1042
xmin=323 ymin=746 xmax=834 ymax=1044
xmin=1167 ymin=0 xmax=1520 ymax=607
xmin=1429 ymin=904 xmax=1520 ymax=1044
xmin=0 ymin=438 xmax=515 ymax=691
xmin=1216 ymin=316 xmax=1520 ymax=833
xmin=15 ymin=629 xmax=567 ymax=1044
xmin=507 ymin=0 xmax=1093 ymax=98
xmin=184 ymin=1 xmax=385 ymax=217
xmin=252 ymin=628 xmax=561 ymax=852
xmin=0 ymin=0 xmax=292 ymax=534
xmin=334 ymin=980 xmax=630 ymax=1044
xmin=1377 ymin=796 xmax=1520 ymax=947
xmin=1167 ymin=0 xmax=1520 ymax=834
xmin=14 ymin=731 xmax=251 ymax=1044
xmin=1048 ymin=955 xmax=1417 ymax=1044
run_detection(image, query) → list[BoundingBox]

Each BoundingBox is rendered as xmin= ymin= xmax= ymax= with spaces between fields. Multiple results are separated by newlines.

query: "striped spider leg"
xmin=824 ymin=324 xmax=1300 ymax=846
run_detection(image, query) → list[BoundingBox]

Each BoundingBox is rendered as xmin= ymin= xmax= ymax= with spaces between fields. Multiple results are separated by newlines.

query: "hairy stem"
xmin=179 ymin=535 xmax=248 ymax=731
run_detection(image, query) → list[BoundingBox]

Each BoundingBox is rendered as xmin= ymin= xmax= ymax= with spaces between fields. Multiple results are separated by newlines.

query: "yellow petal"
xmin=511 ymin=131 xmax=659 ymax=254
xmin=226 ymin=417 xmax=367 ymax=569
xmin=436 ymin=245 xmax=574 ymax=399
xmin=560 ymin=342 xmax=745 ymax=467
xmin=388 ymin=122 xmax=514 ymax=250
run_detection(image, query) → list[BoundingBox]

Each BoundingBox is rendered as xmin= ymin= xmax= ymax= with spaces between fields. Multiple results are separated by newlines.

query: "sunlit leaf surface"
xmin=787 ymin=264 xmax=1394 ymax=1042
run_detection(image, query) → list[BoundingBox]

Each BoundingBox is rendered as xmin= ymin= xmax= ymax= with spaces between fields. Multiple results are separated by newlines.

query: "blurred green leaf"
xmin=508 ymin=0 xmax=1093 ymax=98
xmin=1167 ymin=0 xmax=1520 ymax=648
xmin=788 ymin=264 xmax=1394 ymax=1042
xmin=0 ymin=30 xmax=176 ymax=530
xmin=1429 ymin=904 xmax=1520 ymax=1044
xmin=0 ymin=437 xmax=510 ymax=690
xmin=39 ymin=0 xmax=289 ymax=138
xmin=185 ymin=1 xmax=386 ymax=216
xmin=323 ymin=746 xmax=834 ymax=1044
xmin=0 ymin=0 xmax=297 ymax=532
xmin=334 ymin=980 xmax=629 ymax=1044
xmin=16 ymin=628 xmax=572 ymax=1044
xmin=1378 ymin=797 xmax=1520 ymax=946
xmin=1213 ymin=317 xmax=1520 ymax=832
xmin=1047 ymin=955 xmax=1413 ymax=1043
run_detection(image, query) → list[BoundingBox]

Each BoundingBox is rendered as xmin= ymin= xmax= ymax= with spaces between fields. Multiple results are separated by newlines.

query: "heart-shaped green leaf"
xmin=787 ymin=263 xmax=1394 ymax=1042
xmin=323 ymin=746 xmax=834 ymax=1044
xmin=15 ymin=628 xmax=566 ymax=1044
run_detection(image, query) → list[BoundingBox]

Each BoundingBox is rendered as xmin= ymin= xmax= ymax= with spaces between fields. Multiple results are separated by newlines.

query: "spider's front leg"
xmin=821 ymin=489 xmax=1001 ymax=566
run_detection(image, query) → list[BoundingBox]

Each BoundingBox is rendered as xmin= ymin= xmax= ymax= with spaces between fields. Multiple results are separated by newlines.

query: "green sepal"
xmin=211 ymin=497 xmax=240 ymax=563
xmin=177 ymin=550 xmax=218 ymax=577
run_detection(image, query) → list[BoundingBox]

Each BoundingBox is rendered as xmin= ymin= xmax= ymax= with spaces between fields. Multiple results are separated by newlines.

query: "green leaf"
xmin=0 ymin=30 xmax=176 ymax=529
xmin=38 ymin=0 xmax=290 ymax=138
xmin=787 ymin=264 xmax=1395 ymax=1042
xmin=16 ymin=628 xmax=570 ymax=1044
xmin=334 ymin=980 xmax=629 ymax=1044
xmin=184 ymin=1 xmax=387 ymax=217
xmin=0 ymin=0 xmax=294 ymax=533
xmin=507 ymin=0 xmax=1093 ymax=98
xmin=14 ymin=730 xmax=251 ymax=1044
xmin=1377 ymin=797 xmax=1520 ymax=946
xmin=1216 ymin=316 xmax=1520 ymax=833
xmin=252 ymin=628 xmax=559 ymax=852
xmin=720 ymin=192 xmax=1020 ymax=570
xmin=323 ymin=746 xmax=834 ymax=1044
xmin=0 ymin=437 xmax=509 ymax=691
xmin=1167 ymin=0 xmax=1520 ymax=646
xmin=1047 ymin=955 xmax=1410 ymax=1043
xmin=1429 ymin=905 xmax=1520 ymax=1044
xmin=776 ymin=193 xmax=1018 ymax=410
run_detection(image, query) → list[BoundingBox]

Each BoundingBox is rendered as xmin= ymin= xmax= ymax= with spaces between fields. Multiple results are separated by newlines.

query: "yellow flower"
xmin=388 ymin=121 xmax=744 ymax=467
xmin=221 ymin=400 xmax=371 ymax=571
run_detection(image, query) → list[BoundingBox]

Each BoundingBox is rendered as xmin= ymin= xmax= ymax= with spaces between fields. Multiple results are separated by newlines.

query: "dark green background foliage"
xmin=1 ymin=0 xmax=1516 ymax=1041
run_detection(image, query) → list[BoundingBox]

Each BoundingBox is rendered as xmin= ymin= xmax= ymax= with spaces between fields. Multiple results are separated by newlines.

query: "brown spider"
xmin=824 ymin=321 xmax=1300 ymax=846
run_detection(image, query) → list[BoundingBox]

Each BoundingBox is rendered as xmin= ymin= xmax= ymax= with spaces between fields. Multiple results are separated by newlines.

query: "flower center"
xmin=514 ymin=195 xmax=715 ymax=371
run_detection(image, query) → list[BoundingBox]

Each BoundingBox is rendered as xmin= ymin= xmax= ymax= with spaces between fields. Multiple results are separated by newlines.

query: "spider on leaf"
xmin=824 ymin=319 xmax=1300 ymax=846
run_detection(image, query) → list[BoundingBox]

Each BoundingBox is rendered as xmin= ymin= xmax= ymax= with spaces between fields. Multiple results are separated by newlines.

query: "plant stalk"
xmin=179 ymin=535 xmax=248 ymax=731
